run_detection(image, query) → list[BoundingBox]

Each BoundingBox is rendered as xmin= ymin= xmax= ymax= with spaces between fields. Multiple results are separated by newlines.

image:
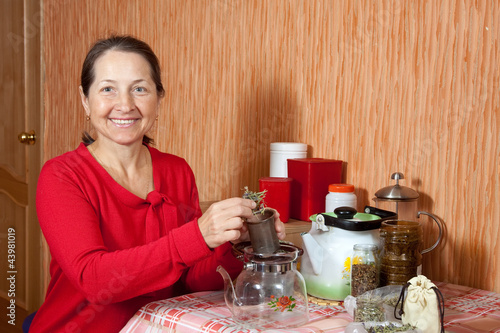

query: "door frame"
xmin=23 ymin=0 xmax=44 ymax=311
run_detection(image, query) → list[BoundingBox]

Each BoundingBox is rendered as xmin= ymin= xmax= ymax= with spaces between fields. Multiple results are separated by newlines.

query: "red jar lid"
xmin=328 ymin=184 xmax=355 ymax=193
xmin=259 ymin=177 xmax=293 ymax=183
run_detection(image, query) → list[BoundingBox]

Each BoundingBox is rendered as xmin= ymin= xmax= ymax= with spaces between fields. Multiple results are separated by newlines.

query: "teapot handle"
xmin=417 ymin=211 xmax=443 ymax=254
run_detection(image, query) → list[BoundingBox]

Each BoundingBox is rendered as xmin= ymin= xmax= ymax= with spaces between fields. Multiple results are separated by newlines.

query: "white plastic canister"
xmin=269 ymin=142 xmax=307 ymax=177
xmin=325 ymin=184 xmax=357 ymax=212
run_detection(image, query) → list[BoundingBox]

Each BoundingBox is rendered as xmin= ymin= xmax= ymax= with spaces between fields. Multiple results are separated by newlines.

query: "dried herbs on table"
xmin=354 ymin=298 xmax=385 ymax=322
xmin=352 ymin=292 xmax=400 ymax=323
xmin=345 ymin=285 xmax=418 ymax=333
xmin=365 ymin=323 xmax=417 ymax=333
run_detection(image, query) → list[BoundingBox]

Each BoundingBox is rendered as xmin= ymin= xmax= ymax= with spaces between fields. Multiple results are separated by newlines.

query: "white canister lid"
xmin=270 ymin=142 xmax=307 ymax=152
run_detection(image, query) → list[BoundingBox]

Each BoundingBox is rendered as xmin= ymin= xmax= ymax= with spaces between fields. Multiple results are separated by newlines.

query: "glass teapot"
xmin=217 ymin=243 xmax=309 ymax=330
xmin=373 ymin=172 xmax=442 ymax=253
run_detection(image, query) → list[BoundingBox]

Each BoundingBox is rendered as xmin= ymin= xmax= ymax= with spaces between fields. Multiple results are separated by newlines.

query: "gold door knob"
xmin=18 ymin=130 xmax=36 ymax=145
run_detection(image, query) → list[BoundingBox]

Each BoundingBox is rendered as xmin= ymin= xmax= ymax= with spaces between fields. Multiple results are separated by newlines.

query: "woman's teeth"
xmin=111 ymin=119 xmax=135 ymax=125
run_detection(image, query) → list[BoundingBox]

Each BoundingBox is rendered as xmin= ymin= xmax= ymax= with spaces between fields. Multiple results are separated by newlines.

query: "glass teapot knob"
xmin=243 ymin=262 xmax=255 ymax=271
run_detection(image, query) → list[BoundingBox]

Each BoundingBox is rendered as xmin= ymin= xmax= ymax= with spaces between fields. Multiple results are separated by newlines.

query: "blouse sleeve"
xmin=181 ymin=177 xmax=243 ymax=292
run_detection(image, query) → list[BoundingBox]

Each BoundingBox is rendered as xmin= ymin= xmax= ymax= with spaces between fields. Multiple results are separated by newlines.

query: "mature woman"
xmin=30 ymin=35 xmax=285 ymax=332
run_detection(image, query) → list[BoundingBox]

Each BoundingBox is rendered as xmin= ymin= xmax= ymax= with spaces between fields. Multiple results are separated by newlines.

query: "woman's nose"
xmin=116 ymin=93 xmax=135 ymax=111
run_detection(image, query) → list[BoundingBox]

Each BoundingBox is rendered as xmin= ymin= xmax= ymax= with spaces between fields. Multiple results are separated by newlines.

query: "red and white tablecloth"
xmin=120 ymin=282 xmax=500 ymax=333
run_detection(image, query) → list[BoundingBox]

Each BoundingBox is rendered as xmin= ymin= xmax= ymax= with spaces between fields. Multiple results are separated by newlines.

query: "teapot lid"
xmin=374 ymin=172 xmax=419 ymax=201
xmin=231 ymin=241 xmax=303 ymax=263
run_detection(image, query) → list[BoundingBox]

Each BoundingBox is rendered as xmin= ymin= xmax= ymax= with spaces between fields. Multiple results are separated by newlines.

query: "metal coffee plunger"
xmin=216 ymin=203 xmax=309 ymax=329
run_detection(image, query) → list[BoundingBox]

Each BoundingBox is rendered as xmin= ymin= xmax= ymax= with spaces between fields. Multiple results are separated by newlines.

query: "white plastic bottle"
xmin=325 ymin=184 xmax=357 ymax=212
xmin=269 ymin=142 xmax=307 ymax=177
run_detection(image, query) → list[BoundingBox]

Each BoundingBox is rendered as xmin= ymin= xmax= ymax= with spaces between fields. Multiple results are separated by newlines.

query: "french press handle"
xmin=417 ymin=211 xmax=443 ymax=254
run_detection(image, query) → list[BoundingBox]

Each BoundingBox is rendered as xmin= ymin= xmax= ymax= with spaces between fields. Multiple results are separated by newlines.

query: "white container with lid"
xmin=325 ymin=184 xmax=357 ymax=212
xmin=270 ymin=142 xmax=307 ymax=177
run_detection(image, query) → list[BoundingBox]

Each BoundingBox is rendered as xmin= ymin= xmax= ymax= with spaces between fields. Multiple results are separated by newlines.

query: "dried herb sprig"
xmin=242 ymin=186 xmax=267 ymax=215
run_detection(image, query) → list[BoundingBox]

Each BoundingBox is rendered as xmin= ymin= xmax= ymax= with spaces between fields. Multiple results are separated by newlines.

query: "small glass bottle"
xmin=351 ymin=244 xmax=379 ymax=297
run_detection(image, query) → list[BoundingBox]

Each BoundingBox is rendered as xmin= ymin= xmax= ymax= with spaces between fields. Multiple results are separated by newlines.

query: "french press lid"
xmin=374 ymin=172 xmax=419 ymax=201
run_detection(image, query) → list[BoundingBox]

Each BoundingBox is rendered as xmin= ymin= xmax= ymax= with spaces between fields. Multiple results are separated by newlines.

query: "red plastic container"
xmin=259 ymin=177 xmax=292 ymax=222
xmin=287 ymin=158 xmax=343 ymax=221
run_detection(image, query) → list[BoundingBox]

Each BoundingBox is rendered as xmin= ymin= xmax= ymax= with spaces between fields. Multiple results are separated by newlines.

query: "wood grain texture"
xmin=0 ymin=0 xmax=25 ymax=175
xmin=43 ymin=1 xmax=500 ymax=292
xmin=1 ymin=0 xmax=44 ymax=312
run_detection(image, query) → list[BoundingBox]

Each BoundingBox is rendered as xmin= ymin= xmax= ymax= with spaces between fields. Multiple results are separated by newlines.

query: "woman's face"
xmin=80 ymin=50 xmax=161 ymax=146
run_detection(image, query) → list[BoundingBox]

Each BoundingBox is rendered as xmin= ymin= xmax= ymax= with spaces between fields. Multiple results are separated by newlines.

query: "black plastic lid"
xmin=319 ymin=206 xmax=382 ymax=231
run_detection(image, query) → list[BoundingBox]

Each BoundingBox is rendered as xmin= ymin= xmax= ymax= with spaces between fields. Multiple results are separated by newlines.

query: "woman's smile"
xmin=110 ymin=118 xmax=138 ymax=127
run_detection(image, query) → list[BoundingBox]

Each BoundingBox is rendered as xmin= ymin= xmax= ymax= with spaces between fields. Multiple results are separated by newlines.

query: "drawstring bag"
xmin=395 ymin=275 xmax=445 ymax=333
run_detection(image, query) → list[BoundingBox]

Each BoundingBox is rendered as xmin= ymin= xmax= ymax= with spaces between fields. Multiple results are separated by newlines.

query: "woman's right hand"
xmin=197 ymin=198 xmax=256 ymax=249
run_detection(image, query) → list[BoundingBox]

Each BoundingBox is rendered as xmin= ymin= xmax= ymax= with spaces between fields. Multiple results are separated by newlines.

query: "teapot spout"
xmin=216 ymin=265 xmax=240 ymax=312
xmin=300 ymin=232 xmax=323 ymax=275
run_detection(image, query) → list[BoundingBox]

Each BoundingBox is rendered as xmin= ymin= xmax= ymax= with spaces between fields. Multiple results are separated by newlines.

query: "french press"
xmin=373 ymin=172 xmax=442 ymax=254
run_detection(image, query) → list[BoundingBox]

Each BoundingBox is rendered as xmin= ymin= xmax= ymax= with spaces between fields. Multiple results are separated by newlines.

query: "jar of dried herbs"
xmin=379 ymin=220 xmax=422 ymax=286
xmin=351 ymin=244 xmax=379 ymax=297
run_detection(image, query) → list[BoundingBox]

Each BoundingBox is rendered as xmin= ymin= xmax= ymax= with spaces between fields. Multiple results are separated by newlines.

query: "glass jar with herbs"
xmin=351 ymin=244 xmax=379 ymax=297
xmin=379 ymin=220 xmax=423 ymax=286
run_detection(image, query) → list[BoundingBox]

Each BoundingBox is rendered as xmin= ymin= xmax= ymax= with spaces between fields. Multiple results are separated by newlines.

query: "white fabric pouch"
xmin=395 ymin=275 xmax=444 ymax=333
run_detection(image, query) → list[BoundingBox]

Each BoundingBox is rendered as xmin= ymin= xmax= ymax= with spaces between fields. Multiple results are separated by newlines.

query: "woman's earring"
xmin=155 ymin=115 xmax=159 ymax=121
xmin=86 ymin=115 xmax=90 ymax=121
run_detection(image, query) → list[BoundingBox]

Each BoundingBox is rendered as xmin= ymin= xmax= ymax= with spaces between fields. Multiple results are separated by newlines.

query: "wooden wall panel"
xmin=43 ymin=1 xmax=499 ymax=292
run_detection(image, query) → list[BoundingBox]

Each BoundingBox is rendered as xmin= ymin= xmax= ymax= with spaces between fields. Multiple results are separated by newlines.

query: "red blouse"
xmin=30 ymin=143 xmax=242 ymax=333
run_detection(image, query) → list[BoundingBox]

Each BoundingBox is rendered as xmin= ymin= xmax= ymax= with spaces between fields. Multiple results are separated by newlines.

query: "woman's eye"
xmin=135 ymin=87 xmax=146 ymax=92
xmin=102 ymin=87 xmax=113 ymax=92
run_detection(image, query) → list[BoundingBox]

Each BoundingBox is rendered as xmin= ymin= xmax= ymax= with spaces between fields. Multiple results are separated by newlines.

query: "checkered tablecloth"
xmin=120 ymin=282 xmax=500 ymax=333
xmin=434 ymin=282 xmax=500 ymax=333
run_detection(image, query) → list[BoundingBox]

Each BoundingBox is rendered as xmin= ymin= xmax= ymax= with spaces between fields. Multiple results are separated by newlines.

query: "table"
xmin=120 ymin=282 xmax=500 ymax=333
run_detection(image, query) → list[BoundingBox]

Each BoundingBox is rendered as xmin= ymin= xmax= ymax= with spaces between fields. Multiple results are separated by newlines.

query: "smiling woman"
xmin=28 ymin=35 xmax=286 ymax=333
xmin=79 ymin=46 xmax=162 ymax=199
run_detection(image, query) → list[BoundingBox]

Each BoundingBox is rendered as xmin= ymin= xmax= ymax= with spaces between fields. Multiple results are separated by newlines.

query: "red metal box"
xmin=287 ymin=158 xmax=343 ymax=221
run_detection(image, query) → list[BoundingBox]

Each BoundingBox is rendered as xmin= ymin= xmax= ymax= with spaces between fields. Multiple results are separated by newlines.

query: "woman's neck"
xmin=88 ymin=140 xmax=153 ymax=199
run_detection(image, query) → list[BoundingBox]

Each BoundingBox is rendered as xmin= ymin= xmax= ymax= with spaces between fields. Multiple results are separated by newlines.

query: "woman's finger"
xmin=273 ymin=211 xmax=286 ymax=240
xmin=210 ymin=197 xmax=256 ymax=212
xmin=223 ymin=216 xmax=245 ymax=231
xmin=205 ymin=200 xmax=255 ymax=224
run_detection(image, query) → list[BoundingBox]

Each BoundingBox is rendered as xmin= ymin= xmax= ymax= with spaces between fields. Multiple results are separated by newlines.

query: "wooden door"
xmin=0 ymin=0 xmax=43 ymax=329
